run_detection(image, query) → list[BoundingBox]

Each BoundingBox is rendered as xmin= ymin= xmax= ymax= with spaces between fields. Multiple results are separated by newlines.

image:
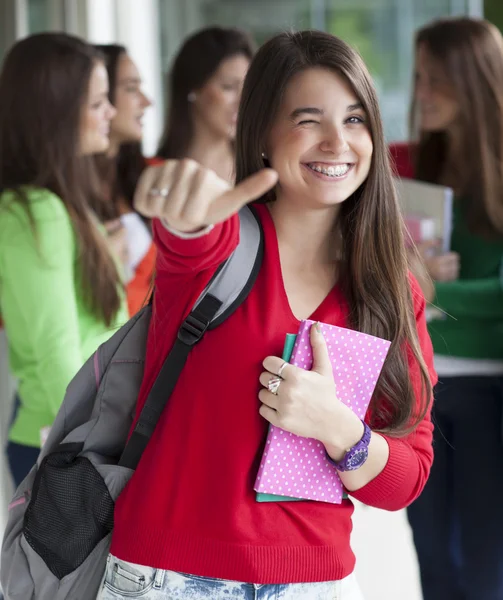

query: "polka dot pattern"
xmin=255 ymin=320 xmax=391 ymax=504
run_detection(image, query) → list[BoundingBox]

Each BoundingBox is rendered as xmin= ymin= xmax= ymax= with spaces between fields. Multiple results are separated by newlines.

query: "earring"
xmin=187 ymin=91 xmax=196 ymax=102
xmin=261 ymin=152 xmax=267 ymax=159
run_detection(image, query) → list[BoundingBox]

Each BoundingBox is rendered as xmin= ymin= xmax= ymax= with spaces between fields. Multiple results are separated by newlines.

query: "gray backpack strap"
xmin=119 ymin=205 xmax=263 ymax=469
xmin=195 ymin=203 xmax=263 ymax=326
xmin=35 ymin=306 xmax=151 ymax=463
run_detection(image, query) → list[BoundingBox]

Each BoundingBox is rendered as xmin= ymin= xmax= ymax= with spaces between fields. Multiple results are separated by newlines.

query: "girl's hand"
xmin=104 ymin=219 xmax=129 ymax=268
xmin=417 ymin=240 xmax=460 ymax=282
xmin=134 ymin=159 xmax=278 ymax=233
xmin=259 ymin=323 xmax=365 ymax=460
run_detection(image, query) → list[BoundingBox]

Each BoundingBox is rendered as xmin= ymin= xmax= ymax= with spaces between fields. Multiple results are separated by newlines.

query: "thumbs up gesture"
xmin=134 ymin=158 xmax=278 ymax=233
xmin=259 ymin=323 xmax=364 ymax=457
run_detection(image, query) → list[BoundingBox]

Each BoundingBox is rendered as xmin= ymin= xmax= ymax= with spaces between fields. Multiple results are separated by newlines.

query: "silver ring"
xmin=277 ymin=361 xmax=288 ymax=378
xmin=267 ymin=377 xmax=281 ymax=395
xmin=149 ymin=187 xmax=169 ymax=197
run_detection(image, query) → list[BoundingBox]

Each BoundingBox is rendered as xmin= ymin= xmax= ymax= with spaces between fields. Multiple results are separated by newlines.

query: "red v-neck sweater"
xmin=111 ymin=203 xmax=436 ymax=584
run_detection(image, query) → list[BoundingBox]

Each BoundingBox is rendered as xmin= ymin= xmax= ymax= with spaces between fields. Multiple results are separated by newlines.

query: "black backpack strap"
xmin=119 ymin=206 xmax=263 ymax=469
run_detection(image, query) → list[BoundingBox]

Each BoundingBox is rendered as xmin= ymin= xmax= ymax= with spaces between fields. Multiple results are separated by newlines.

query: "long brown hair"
xmin=411 ymin=17 xmax=503 ymax=237
xmin=157 ymin=27 xmax=255 ymax=159
xmin=0 ymin=33 xmax=122 ymax=326
xmin=93 ymin=44 xmax=146 ymax=218
xmin=236 ymin=30 xmax=432 ymax=434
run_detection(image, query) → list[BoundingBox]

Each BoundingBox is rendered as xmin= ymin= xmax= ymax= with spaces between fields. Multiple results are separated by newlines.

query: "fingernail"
xmin=315 ymin=321 xmax=321 ymax=333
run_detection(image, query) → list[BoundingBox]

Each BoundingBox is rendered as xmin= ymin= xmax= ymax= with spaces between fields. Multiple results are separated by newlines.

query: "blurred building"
xmin=1 ymin=0 xmax=484 ymax=156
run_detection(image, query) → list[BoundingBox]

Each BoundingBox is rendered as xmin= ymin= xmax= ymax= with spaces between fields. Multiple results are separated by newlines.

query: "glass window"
xmin=27 ymin=0 xmax=64 ymax=34
xmin=324 ymin=0 xmax=462 ymax=141
xmin=0 ymin=2 xmax=15 ymax=61
xmin=159 ymin=0 xmax=478 ymax=142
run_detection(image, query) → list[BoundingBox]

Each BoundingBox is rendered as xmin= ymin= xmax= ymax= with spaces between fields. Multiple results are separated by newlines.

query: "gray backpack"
xmin=1 ymin=206 xmax=263 ymax=600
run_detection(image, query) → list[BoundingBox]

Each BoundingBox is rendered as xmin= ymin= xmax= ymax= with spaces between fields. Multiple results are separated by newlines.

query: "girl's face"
xmin=266 ymin=67 xmax=373 ymax=208
xmin=191 ymin=54 xmax=250 ymax=141
xmin=415 ymin=43 xmax=459 ymax=133
xmin=110 ymin=53 xmax=152 ymax=145
xmin=80 ymin=61 xmax=116 ymax=155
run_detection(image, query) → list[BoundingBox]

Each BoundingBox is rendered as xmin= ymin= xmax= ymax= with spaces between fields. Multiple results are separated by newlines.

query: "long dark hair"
xmin=0 ymin=33 xmax=122 ymax=326
xmin=411 ymin=17 xmax=503 ymax=237
xmin=94 ymin=44 xmax=146 ymax=217
xmin=236 ymin=30 xmax=432 ymax=434
xmin=157 ymin=27 xmax=255 ymax=159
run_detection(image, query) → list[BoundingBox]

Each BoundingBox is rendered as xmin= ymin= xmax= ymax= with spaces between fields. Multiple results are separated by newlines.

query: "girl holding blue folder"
xmin=392 ymin=17 xmax=503 ymax=600
xmin=98 ymin=31 xmax=436 ymax=600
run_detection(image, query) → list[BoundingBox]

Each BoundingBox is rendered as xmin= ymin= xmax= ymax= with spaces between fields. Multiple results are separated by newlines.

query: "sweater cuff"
xmin=153 ymin=218 xmax=227 ymax=258
xmin=161 ymin=220 xmax=214 ymax=238
xmin=350 ymin=437 xmax=418 ymax=511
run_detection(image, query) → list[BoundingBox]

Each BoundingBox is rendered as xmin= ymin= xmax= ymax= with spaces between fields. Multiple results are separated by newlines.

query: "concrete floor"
xmin=352 ymin=501 xmax=422 ymax=600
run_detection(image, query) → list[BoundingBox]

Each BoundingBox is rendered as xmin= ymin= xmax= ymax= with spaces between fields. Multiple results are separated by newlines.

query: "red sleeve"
xmin=152 ymin=215 xmax=240 ymax=277
xmin=129 ymin=216 xmax=241 ymax=430
xmin=351 ymin=274 xmax=437 ymax=511
xmin=389 ymin=142 xmax=416 ymax=179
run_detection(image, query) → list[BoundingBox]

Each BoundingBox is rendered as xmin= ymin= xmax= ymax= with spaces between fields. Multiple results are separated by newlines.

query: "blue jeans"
xmin=6 ymin=441 xmax=39 ymax=488
xmin=407 ymin=376 xmax=503 ymax=600
xmin=6 ymin=395 xmax=40 ymax=488
xmin=98 ymin=555 xmax=364 ymax=600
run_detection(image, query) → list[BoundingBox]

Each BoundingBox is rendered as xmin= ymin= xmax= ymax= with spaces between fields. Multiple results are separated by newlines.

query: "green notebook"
xmin=255 ymin=334 xmax=302 ymax=503
xmin=255 ymin=333 xmax=349 ymax=503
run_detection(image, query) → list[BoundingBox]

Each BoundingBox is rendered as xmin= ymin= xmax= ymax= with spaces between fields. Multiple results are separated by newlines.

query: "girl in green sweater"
xmin=0 ymin=33 xmax=129 ymax=487
xmin=394 ymin=17 xmax=503 ymax=600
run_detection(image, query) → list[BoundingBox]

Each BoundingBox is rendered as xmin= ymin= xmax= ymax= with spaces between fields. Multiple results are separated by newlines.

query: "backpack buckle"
xmin=178 ymin=312 xmax=210 ymax=346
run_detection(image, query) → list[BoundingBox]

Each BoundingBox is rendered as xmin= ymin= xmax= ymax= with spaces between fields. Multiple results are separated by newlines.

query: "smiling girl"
xmin=98 ymin=30 xmax=436 ymax=600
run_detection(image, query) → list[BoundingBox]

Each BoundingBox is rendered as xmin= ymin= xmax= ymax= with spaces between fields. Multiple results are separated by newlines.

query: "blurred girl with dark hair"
xmin=157 ymin=26 xmax=255 ymax=182
xmin=0 ymin=33 xmax=128 ymax=487
xmin=94 ymin=44 xmax=155 ymax=316
xmin=391 ymin=17 xmax=503 ymax=600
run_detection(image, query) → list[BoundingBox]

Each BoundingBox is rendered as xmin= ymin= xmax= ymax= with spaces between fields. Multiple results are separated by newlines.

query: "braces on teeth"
xmin=309 ymin=164 xmax=349 ymax=177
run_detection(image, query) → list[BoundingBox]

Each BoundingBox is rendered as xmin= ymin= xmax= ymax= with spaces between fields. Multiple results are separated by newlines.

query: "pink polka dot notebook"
xmin=254 ymin=319 xmax=391 ymax=504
